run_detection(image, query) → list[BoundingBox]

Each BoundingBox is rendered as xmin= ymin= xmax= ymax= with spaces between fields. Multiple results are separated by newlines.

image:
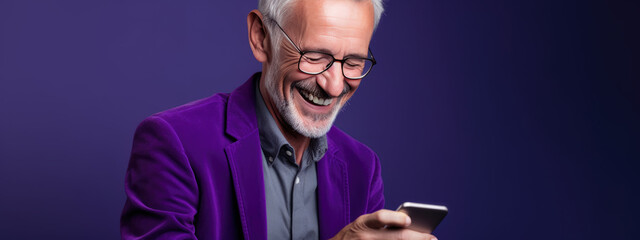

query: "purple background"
xmin=1 ymin=0 xmax=638 ymax=239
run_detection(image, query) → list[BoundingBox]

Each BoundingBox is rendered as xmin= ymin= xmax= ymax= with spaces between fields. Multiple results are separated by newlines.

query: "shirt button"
xmin=268 ymin=156 xmax=274 ymax=163
xmin=285 ymin=150 xmax=292 ymax=157
xmin=295 ymin=177 xmax=300 ymax=184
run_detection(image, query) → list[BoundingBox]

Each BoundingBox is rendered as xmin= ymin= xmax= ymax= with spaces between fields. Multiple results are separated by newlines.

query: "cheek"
xmin=275 ymin=57 xmax=296 ymax=80
xmin=348 ymin=80 xmax=361 ymax=91
xmin=273 ymin=48 xmax=305 ymax=96
xmin=278 ymin=68 xmax=299 ymax=99
xmin=346 ymin=80 xmax=360 ymax=94
xmin=340 ymin=81 xmax=360 ymax=102
xmin=277 ymin=64 xmax=306 ymax=97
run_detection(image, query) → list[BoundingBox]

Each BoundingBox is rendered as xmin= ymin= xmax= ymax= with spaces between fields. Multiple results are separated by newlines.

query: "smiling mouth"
xmin=297 ymin=87 xmax=333 ymax=106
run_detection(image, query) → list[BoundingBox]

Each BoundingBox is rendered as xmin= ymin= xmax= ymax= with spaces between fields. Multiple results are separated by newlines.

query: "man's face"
xmin=263 ymin=0 xmax=375 ymax=138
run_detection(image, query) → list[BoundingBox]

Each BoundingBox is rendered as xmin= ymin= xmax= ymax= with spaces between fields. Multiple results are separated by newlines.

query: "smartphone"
xmin=396 ymin=202 xmax=448 ymax=234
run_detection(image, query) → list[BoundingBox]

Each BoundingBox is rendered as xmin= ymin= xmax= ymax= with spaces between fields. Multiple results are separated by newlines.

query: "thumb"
xmin=361 ymin=210 xmax=411 ymax=229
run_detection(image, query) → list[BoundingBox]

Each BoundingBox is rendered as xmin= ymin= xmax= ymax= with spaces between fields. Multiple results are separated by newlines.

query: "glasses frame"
xmin=272 ymin=21 xmax=377 ymax=80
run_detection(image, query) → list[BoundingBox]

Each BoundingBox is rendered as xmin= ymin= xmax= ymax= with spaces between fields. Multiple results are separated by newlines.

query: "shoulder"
xmin=135 ymin=93 xmax=233 ymax=147
xmin=152 ymin=93 xmax=229 ymax=126
xmin=327 ymin=127 xmax=379 ymax=166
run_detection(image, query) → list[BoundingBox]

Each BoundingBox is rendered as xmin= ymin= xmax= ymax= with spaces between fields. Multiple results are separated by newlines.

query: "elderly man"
xmin=121 ymin=0 xmax=437 ymax=239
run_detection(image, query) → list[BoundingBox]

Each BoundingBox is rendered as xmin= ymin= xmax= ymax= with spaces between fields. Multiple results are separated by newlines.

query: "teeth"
xmin=301 ymin=89 xmax=331 ymax=106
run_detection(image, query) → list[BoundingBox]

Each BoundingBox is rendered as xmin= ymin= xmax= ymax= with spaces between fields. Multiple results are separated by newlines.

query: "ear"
xmin=247 ymin=10 xmax=270 ymax=63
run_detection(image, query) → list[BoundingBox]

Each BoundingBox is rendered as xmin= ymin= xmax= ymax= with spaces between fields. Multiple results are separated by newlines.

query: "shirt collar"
xmin=254 ymin=77 xmax=327 ymax=165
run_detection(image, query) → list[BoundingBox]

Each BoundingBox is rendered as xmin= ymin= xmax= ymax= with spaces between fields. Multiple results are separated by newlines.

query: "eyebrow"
xmin=304 ymin=47 xmax=369 ymax=59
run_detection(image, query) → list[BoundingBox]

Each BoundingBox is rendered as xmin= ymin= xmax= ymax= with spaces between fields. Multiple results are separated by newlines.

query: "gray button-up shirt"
xmin=255 ymin=82 xmax=328 ymax=240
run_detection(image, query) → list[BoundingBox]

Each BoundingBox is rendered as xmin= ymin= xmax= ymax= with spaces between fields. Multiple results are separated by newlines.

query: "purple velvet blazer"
xmin=121 ymin=74 xmax=385 ymax=240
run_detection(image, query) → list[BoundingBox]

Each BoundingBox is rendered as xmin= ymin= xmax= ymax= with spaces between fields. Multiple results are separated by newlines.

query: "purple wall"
xmin=1 ymin=0 xmax=638 ymax=239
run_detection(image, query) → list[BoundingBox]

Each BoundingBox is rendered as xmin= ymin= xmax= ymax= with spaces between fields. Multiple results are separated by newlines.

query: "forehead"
xmin=285 ymin=0 xmax=375 ymax=55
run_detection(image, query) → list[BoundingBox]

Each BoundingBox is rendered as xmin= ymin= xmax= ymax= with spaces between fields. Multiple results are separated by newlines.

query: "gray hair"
xmin=259 ymin=0 xmax=384 ymax=62
xmin=259 ymin=0 xmax=384 ymax=29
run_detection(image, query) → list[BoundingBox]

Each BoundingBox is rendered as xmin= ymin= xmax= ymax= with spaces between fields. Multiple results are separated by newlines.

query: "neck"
xmin=281 ymin=128 xmax=310 ymax=166
xmin=259 ymin=78 xmax=310 ymax=165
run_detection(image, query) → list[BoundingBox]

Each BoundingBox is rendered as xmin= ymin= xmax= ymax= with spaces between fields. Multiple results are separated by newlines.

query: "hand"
xmin=330 ymin=209 xmax=438 ymax=240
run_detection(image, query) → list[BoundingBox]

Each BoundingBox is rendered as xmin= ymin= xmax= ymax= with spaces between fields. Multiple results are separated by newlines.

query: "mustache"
xmin=293 ymin=79 xmax=351 ymax=99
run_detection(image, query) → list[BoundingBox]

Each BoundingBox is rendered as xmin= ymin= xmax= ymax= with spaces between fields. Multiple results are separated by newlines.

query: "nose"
xmin=317 ymin=61 xmax=345 ymax=98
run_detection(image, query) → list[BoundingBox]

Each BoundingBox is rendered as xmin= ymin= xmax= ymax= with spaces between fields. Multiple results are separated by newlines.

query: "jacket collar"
xmin=225 ymin=72 xmax=261 ymax=141
xmin=224 ymin=73 xmax=267 ymax=240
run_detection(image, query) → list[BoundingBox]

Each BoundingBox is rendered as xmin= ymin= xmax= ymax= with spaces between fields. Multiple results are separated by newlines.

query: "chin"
xmin=265 ymin=73 xmax=342 ymax=138
xmin=280 ymin=99 xmax=340 ymax=138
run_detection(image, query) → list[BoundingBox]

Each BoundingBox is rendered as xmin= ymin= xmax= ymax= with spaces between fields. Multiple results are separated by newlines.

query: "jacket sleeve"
xmin=121 ymin=116 xmax=199 ymax=239
xmin=366 ymin=153 xmax=385 ymax=213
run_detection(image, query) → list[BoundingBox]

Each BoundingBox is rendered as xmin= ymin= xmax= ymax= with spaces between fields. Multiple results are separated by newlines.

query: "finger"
xmin=362 ymin=209 xmax=411 ymax=229
xmin=373 ymin=228 xmax=437 ymax=240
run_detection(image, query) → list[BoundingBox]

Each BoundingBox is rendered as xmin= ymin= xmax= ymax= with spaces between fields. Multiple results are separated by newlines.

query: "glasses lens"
xmin=343 ymin=58 xmax=373 ymax=79
xmin=299 ymin=52 xmax=333 ymax=74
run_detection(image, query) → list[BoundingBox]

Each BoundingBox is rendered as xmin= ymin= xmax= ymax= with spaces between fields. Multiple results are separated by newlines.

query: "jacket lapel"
xmin=317 ymin=139 xmax=350 ymax=240
xmin=224 ymin=73 xmax=352 ymax=240
xmin=225 ymin=74 xmax=267 ymax=240
xmin=225 ymin=132 xmax=266 ymax=240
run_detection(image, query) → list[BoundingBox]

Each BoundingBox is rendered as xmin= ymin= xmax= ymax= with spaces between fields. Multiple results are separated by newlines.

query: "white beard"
xmin=263 ymin=61 xmax=342 ymax=138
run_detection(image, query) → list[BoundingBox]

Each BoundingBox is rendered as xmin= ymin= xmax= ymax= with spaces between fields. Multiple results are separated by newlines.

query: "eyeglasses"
xmin=273 ymin=21 xmax=377 ymax=80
